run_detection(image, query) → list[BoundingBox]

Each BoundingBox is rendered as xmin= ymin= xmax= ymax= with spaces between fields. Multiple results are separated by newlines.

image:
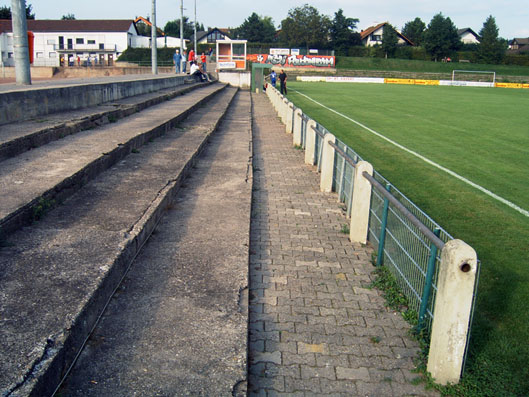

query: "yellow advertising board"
xmin=495 ymin=82 xmax=524 ymax=89
xmin=523 ymin=84 xmax=529 ymax=89
xmin=414 ymin=79 xmax=440 ymax=86
xmin=385 ymin=78 xmax=415 ymax=85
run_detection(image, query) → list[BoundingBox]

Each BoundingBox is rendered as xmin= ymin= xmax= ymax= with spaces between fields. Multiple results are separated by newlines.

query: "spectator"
xmin=270 ymin=70 xmax=277 ymax=88
xmin=182 ymin=50 xmax=187 ymax=73
xmin=190 ymin=61 xmax=209 ymax=82
xmin=188 ymin=49 xmax=195 ymax=64
xmin=279 ymin=69 xmax=287 ymax=95
xmin=173 ymin=49 xmax=182 ymax=74
xmin=200 ymin=52 xmax=207 ymax=72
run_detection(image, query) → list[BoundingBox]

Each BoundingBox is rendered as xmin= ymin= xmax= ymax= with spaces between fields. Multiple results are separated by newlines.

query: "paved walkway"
xmin=248 ymin=93 xmax=438 ymax=396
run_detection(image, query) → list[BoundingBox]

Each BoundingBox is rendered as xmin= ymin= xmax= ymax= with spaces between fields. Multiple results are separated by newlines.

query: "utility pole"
xmin=193 ymin=0 xmax=197 ymax=56
xmin=180 ymin=0 xmax=184 ymax=72
xmin=151 ymin=0 xmax=158 ymax=75
xmin=11 ymin=0 xmax=31 ymax=85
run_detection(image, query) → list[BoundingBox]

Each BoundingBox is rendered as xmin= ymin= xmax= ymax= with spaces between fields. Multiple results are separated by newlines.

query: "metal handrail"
xmin=310 ymin=124 xmax=326 ymax=139
xmin=362 ymin=171 xmax=445 ymax=250
xmin=329 ymin=141 xmax=357 ymax=169
xmin=301 ymin=113 xmax=310 ymax=122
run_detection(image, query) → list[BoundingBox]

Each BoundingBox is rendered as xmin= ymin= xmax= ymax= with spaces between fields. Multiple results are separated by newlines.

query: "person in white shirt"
xmin=190 ymin=61 xmax=209 ymax=82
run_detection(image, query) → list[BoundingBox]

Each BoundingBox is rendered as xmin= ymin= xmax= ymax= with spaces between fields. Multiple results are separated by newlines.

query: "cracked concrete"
xmin=58 ymin=90 xmax=252 ymax=396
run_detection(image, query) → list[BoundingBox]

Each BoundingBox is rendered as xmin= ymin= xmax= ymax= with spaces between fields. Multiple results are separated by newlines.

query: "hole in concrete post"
xmin=460 ymin=263 xmax=471 ymax=273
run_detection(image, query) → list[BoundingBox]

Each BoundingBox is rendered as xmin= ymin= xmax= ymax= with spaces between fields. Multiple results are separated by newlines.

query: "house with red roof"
xmin=360 ymin=22 xmax=414 ymax=47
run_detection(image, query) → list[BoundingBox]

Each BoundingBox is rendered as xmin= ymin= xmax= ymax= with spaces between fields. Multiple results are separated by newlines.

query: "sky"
xmin=2 ymin=0 xmax=528 ymax=39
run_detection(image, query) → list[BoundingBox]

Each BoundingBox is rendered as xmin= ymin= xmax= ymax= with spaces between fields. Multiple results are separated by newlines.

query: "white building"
xmin=457 ymin=28 xmax=480 ymax=45
xmin=0 ymin=19 xmax=138 ymax=67
xmin=360 ymin=22 xmax=414 ymax=47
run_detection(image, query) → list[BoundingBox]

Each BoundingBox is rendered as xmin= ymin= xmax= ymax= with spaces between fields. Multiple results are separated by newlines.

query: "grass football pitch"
xmin=287 ymin=81 xmax=529 ymax=396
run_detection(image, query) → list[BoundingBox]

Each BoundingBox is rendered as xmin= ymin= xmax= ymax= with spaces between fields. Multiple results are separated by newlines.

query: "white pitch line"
xmin=293 ymin=89 xmax=529 ymax=218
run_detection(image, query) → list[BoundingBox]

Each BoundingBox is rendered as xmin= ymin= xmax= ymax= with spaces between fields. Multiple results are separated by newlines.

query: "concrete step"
xmin=0 ymin=86 xmax=240 ymax=396
xmin=0 ymin=81 xmax=211 ymax=162
xmin=0 ymin=82 xmax=227 ymax=240
xmin=59 ymin=90 xmax=252 ymax=397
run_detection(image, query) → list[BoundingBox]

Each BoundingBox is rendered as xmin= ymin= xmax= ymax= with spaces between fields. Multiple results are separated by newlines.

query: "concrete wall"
xmin=218 ymin=71 xmax=251 ymax=89
xmin=0 ymin=75 xmax=188 ymax=125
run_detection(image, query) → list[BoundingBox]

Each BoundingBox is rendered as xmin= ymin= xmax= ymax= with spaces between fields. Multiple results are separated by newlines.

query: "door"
xmin=58 ymin=36 xmax=64 ymax=50
xmin=67 ymin=39 xmax=73 ymax=50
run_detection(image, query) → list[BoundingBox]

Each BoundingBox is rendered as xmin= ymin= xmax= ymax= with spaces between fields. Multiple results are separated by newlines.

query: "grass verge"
xmin=287 ymin=81 xmax=529 ymax=396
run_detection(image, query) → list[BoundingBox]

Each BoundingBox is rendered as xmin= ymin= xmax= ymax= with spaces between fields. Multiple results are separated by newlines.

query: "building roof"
xmin=360 ymin=22 xmax=414 ymax=46
xmin=189 ymin=27 xmax=231 ymax=43
xmin=457 ymin=28 xmax=480 ymax=39
xmin=0 ymin=19 xmax=136 ymax=34
xmin=513 ymin=38 xmax=529 ymax=45
xmin=134 ymin=17 xmax=164 ymax=36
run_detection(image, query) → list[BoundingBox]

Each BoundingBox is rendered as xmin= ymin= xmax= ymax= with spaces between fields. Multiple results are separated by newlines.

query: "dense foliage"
xmin=0 ymin=3 xmax=35 ymax=19
xmin=232 ymin=13 xmax=276 ymax=42
xmin=163 ymin=17 xmax=205 ymax=39
xmin=423 ymin=13 xmax=460 ymax=61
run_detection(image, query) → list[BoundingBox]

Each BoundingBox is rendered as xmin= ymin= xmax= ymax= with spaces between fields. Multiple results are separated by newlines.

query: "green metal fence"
xmin=311 ymin=123 xmax=480 ymax=341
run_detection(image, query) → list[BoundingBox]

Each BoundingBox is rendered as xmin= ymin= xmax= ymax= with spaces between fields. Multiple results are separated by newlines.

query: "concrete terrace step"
xmin=0 ymin=81 xmax=211 ymax=162
xmin=0 ymin=86 xmax=239 ymax=396
xmin=0 ymin=82 xmax=227 ymax=239
xmin=59 ymin=90 xmax=252 ymax=397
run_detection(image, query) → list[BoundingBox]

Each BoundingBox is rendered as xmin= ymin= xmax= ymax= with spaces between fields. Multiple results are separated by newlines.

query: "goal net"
xmin=452 ymin=70 xmax=496 ymax=84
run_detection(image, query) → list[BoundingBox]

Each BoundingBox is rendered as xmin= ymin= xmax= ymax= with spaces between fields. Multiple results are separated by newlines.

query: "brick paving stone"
xmin=248 ymin=93 xmax=438 ymax=396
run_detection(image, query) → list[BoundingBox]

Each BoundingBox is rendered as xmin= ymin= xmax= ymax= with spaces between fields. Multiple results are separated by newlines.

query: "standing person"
xmin=279 ymin=69 xmax=287 ymax=95
xmin=188 ymin=49 xmax=195 ymax=65
xmin=270 ymin=70 xmax=277 ymax=88
xmin=200 ymin=52 xmax=207 ymax=72
xmin=182 ymin=50 xmax=187 ymax=73
xmin=173 ymin=49 xmax=182 ymax=74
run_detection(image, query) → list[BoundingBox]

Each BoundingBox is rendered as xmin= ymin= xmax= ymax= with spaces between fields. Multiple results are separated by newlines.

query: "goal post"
xmin=452 ymin=70 xmax=496 ymax=84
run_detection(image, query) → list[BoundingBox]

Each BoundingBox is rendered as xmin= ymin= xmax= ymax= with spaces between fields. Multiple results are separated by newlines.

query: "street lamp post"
xmin=11 ymin=0 xmax=31 ymax=85
xmin=151 ymin=0 xmax=158 ymax=75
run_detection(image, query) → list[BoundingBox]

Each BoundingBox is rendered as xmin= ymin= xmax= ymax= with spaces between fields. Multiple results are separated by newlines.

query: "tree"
xmin=423 ymin=13 xmax=460 ymax=61
xmin=233 ymin=12 xmax=276 ymax=42
xmin=164 ymin=17 xmax=204 ymax=39
xmin=61 ymin=14 xmax=76 ymax=20
xmin=402 ymin=17 xmax=425 ymax=46
xmin=330 ymin=9 xmax=361 ymax=55
xmin=381 ymin=24 xmax=398 ymax=58
xmin=0 ymin=3 xmax=35 ymax=19
xmin=477 ymin=15 xmax=507 ymax=64
xmin=280 ymin=5 xmax=331 ymax=49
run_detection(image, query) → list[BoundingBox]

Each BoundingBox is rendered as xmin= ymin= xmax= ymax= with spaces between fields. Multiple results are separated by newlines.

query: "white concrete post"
xmin=293 ymin=109 xmax=303 ymax=146
xmin=349 ymin=161 xmax=373 ymax=244
xmin=280 ymin=98 xmax=289 ymax=124
xmin=427 ymin=240 xmax=478 ymax=385
xmin=320 ymin=133 xmax=336 ymax=192
xmin=304 ymin=120 xmax=317 ymax=165
xmin=286 ymin=103 xmax=294 ymax=134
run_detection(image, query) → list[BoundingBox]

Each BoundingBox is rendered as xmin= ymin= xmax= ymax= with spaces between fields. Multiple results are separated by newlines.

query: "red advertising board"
xmin=247 ymin=54 xmax=335 ymax=68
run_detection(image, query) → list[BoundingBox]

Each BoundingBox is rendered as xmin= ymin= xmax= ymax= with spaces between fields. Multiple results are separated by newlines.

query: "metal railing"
xmin=303 ymin=107 xmax=477 ymax=339
xmin=266 ymin=84 xmax=480 ymax=378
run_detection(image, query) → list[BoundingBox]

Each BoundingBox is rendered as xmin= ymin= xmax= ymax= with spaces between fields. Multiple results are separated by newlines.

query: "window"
xmin=99 ymin=43 xmax=105 ymax=50
xmin=76 ymin=38 xmax=84 ymax=44
xmin=371 ymin=34 xmax=382 ymax=42
xmin=47 ymin=39 xmax=55 ymax=45
xmin=49 ymin=52 xmax=57 ymax=58
xmin=8 ymin=52 xmax=13 ymax=58
xmin=87 ymin=40 xmax=96 ymax=45
xmin=36 ymin=52 xmax=44 ymax=58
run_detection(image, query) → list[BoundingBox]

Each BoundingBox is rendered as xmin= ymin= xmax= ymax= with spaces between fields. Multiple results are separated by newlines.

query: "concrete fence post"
xmin=349 ymin=161 xmax=373 ymax=244
xmin=427 ymin=240 xmax=478 ymax=385
xmin=285 ymin=104 xmax=294 ymax=134
xmin=280 ymin=98 xmax=289 ymax=124
xmin=320 ymin=133 xmax=336 ymax=192
xmin=293 ymin=109 xmax=303 ymax=146
xmin=304 ymin=120 xmax=317 ymax=165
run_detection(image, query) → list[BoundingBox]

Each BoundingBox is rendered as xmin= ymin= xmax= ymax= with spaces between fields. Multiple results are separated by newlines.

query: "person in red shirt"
xmin=200 ymin=53 xmax=207 ymax=72
xmin=188 ymin=49 xmax=195 ymax=63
